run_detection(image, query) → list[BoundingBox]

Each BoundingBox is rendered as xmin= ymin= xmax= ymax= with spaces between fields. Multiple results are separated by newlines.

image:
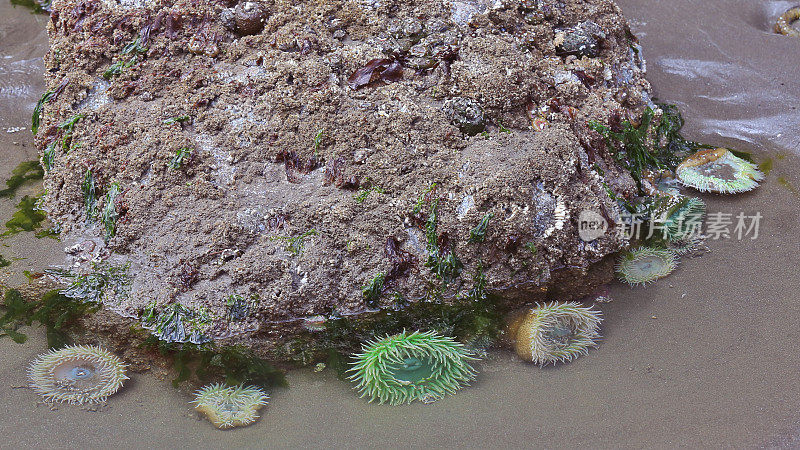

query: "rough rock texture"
xmin=37 ymin=0 xmax=651 ymax=358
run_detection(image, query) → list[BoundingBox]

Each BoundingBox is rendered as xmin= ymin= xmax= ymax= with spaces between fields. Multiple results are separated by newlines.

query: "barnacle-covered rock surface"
xmin=37 ymin=0 xmax=653 ymax=359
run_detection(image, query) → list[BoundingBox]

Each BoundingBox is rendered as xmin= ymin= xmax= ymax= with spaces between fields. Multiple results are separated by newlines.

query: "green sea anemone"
xmin=507 ymin=302 xmax=602 ymax=365
xmin=192 ymin=383 xmax=269 ymax=429
xmin=28 ymin=345 xmax=128 ymax=404
xmin=348 ymin=330 xmax=478 ymax=405
xmin=616 ymin=247 xmax=678 ymax=286
xmin=676 ymin=148 xmax=764 ymax=194
xmin=659 ymin=196 xmax=706 ymax=241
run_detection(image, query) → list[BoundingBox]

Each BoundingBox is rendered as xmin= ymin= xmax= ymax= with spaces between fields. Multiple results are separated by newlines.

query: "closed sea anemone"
xmin=192 ymin=383 xmax=269 ymax=429
xmin=676 ymin=148 xmax=764 ymax=194
xmin=27 ymin=345 xmax=128 ymax=405
xmin=507 ymin=302 xmax=602 ymax=365
xmin=348 ymin=330 xmax=478 ymax=405
xmin=616 ymin=246 xmax=678 ymax=286
xmin=775 ymin=6 xmax=800 ymax=37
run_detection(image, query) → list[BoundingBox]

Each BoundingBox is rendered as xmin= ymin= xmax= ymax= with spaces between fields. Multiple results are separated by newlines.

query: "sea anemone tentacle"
xmin=676 ymin=148 xmax=764 ymax=194
xmin=616 ymin=246 xmax=678 ymax=286
xmin=192 ymin=383 xmax=269 ymax=429
xmin=348 ymin=330 xmax=478 ymax=405
xmin=660 ymin=196 xmax=706 ymax=241
xmin=27 ymin=344 xmax=128 ymax=405
xmin=508 ymin=302 xmax=603 ymax=365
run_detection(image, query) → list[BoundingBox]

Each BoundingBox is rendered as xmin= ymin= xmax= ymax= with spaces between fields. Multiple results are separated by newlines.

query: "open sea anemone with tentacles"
xmin=348 ymin=330 xmax=478 ymax=405
xmin=507 ymin=302 xmax=603 ymax=365
xmin=653 ymin=195 xmax=706 ymax=242
xmin=616 ymin=247 xmax=678 ymax=286
xmin=676 ymin=148 xmax=764 ymax=194
xmin=27 ymin=344 xmax=128 ymax=405
xmin=192 ymin=383 xmax=269 ymax=429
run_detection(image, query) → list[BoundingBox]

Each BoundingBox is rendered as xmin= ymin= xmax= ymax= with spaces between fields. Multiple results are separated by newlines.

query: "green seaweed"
xmin=412 ymin=183 xmax=437 ymax=215
xmin=498 ymin=120 xmax=511 ymax=134
xmin=50 ymin=262 xmax=131 ymax=305
xmin=362 ymin=272 xmax=386 ymax=308
xmin=589 ymin=105 xmax=699 ymax=192
xmin=226 ymin=294 xmax=256 ymax=322
xmin=35 ymin=225 xmax=60 ymax=240
xmin=0 ymin=255 xmax=10 ymax=268
xmin=141 ymin=302 xmax=212 ymax=345
xmin=58 ymin=113 xmax=84 ymax=135
xmin=101 ymin=182 xmax=121 ymax=241
xmin=103 ymin=37 xmax=148 ymax=80
xmin=353 ymin=185 xmax=386 ymax=203
xmin=31 ymin=90 xmax=54 ymax=135
xmin=467 ymin=213 xmax=493 ymax=244
xmin=461 ymin=261 xmax=488 ymax=303
xmin=524 ymin=242 xmax=538 ymax=255
xmin=758 ymin=157 xmax=774 ymax=176
xmin=423 ymin=200 xmax=462 ymax=283
xmin=0 ymin=289 xmax=100 ymax=348
xmin=168 ymin=147 xmax=193 ymax=170
xmin=42 ymin=140 xmax=57 ymax=171
xmin=314 ymin=292 xmax=505 ymax=360
xmin=3 ymin=195 xmax=46 ymax=236
xmin=272 ymin=229 xmax=319 ymax=256
xmin=313 ymin=128 xmax=325 ymax=157
xmin=653 ymin=103 xmax=707 ymax=156
xmin=0 ymin=160 xmax=44 ymax=198
xmin=82 ymin=169 xmax=96 ymax=222
xmin=10 ymin=0 xmax=50 ymax=13
xmin=163 ymin=115 xmax=191 ymax=125
xmin=142 ymin=337 xmax=287 ymax=389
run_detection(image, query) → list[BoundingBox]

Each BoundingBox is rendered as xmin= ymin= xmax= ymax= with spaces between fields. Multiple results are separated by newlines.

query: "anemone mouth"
xmin=543 ymin=323 xmax=578 ymax=350
xmin=616 ymin=247 xmax=678 ymax=286
xmin=192 ymin=384 xmax=269 ymax=429
xmin=513 ymin=302 xmax=602 ymax=365
xmin=676 ymin=148 xmax=764 ymax=194
xmin=27 ymin=345 xmax=128 ymax=405
xmin=348 ymin=330 xmax=478 ymax=405
xmin=386 ymin=357 xmax=435 ymax=385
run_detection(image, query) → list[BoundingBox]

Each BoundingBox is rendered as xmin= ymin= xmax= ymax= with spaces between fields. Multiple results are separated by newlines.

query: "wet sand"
xmin=2 ymin=0 xmax=800 ymax=447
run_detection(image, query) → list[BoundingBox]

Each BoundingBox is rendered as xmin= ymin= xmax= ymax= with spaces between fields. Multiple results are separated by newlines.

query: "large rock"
xmin=37 ymin=0 xmax=649 ymax=358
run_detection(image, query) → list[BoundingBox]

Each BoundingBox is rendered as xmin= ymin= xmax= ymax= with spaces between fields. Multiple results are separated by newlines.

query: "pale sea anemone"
xmin=348 ymin=330 xmax=478 ymax=405
xmin=192 ymin=383 xmax=269 ymax=429
xmin=676 ymin=148 xmax=764 ymax=194
xmin=28 ymin=345 xmax=128 ymax=404
xmin=507 ymin=302 xmax=602 ymax=365
xmin=616 ymin=246 xmax=678 ymax=286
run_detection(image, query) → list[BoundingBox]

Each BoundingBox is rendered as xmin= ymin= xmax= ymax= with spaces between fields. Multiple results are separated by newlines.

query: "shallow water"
xmin=1 ymin=0 xmax=800 ymax=447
